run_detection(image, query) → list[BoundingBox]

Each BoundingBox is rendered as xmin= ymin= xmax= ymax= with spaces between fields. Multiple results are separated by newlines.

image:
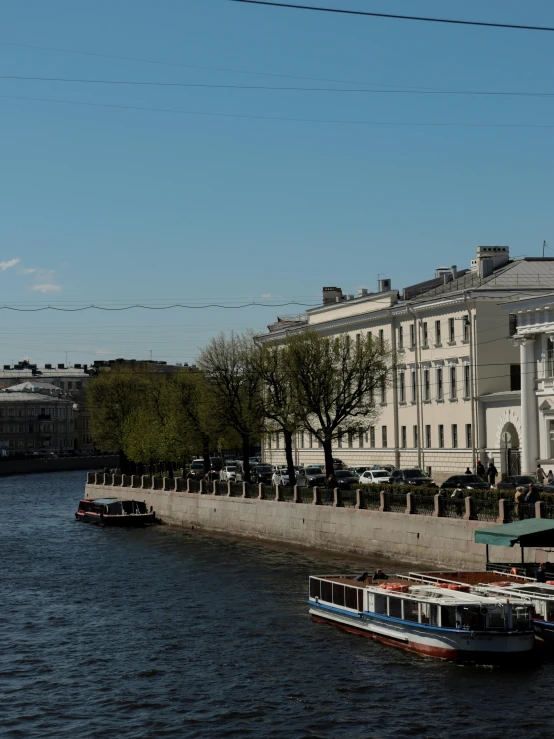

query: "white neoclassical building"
xmin=257 ymin=246 xmax=554 ymax=483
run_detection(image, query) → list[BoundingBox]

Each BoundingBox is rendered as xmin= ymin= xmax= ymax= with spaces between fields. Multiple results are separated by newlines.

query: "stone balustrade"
xmin=84 ymin=473 xmax=546 ymax=524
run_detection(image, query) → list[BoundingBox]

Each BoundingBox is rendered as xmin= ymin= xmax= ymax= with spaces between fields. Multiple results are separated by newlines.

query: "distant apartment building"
xmin=0 ymin=387 xmax=75 ymax=454
xmin=257 ymin=246 xmax=554 ymax=482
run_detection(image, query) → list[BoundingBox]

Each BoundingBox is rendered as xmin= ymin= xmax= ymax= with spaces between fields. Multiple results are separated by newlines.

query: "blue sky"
xmin=1 ymin=0 xmax=553 ymax=365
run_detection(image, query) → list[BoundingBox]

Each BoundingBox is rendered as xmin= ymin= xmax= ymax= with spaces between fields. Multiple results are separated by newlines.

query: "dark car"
xmin=440 ymin=475 xmax=490 ymax=491
xmin=496 ymin=475 xmax=537 ymax=491
xmin=333 ymin=469 xmax=359 ymax=489
xmin=389 ymin=468 xmax=436 ymax=487
xmin=296 ymin=467 xmax=327 ymax=488
xmin=251 ymin=464 xmax=273 ymax=484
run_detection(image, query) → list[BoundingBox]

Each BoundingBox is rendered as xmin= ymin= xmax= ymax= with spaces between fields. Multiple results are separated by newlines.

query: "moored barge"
xmin=76 ymin=498 xmax=156 ymax=527
xmin=309 ymin=574 xmax=535 ymax=661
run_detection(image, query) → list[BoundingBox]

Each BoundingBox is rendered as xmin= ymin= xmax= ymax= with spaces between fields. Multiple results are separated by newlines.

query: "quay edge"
xmin=84 ymin=479 xmax=554 ymax=569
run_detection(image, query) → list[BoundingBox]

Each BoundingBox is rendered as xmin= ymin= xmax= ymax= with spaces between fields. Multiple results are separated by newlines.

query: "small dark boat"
xmin=76 ymin=498 xmax=157 ymax=527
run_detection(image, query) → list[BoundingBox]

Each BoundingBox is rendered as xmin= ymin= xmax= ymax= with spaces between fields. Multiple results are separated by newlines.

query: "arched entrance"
xmin=500 ymin=422 xmax=520 ymax=476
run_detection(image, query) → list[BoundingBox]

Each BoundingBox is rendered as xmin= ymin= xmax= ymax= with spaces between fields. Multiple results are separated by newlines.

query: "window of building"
xmin=347 ymin=432 xmax=353 ymax=448
xmin=452 ymin=424 xmax=458 ymax=449
xmin=0 ymin=409 xmax=4 ymax=418
xmin=18 ymin=409 xmax=24 ymax=417
xmin=308 ymin=432 xmax=312 ymax=448
xmin=421 ymin=322 xmax=428 ymax=347
xmin=382 ymin=426 xmax=388 ymax=448
xmin=275 ymin=432 xmax=280 ymax=448
xmin=318 ymin=439 xmax=323 ymax=448
xmin=410 ymin=324 xmax=415 ymax=349
xmin=399 ymin=372 xmax=405 ymax=403
xmin=448 ymin=317 xmax=455 ymax=343
xmin=401 ymin=426 xmax=407 ymax=448
xmin=76 ymin=381 xmax=83 ymax=390
xmin=398 ymin=326 xmax=404 ymax=349
xmin=18 ymin=440 xmax=24 ymax=448
xmin=380 ymin=378 xmax=386 ymax=404
xmin=435 ymin=320 xmax=441 ymax=345
xmin=8 ymin=425 xmax=14 ymax=433
xmin=358 ymin=431 xmax=364 ymax=448
xmin=379 ymin=329 xmax=384 ymax=348
xmin=466 ymin=424 xmax=472 ymax=449
xmin=413 ymin=425 xmax=418 ymax=448
xmin=436 ymin=368 xmax=443 ymax=400
xmin=411 ymin=370 xmax=416 ymax=403
xmin=423 ymin=369 xmax=430 ymax=401
xmin=18 ymin=425 xmax=24 ymax=433
xmin=356 ymin=333 xmax=361 ymax=348
xmin=28 ymin=439 xmax=34 ymax=448
xmin=509 ymin=313 xmax=518 ymax=336
xmin=463 ymin=364 xmax=471 ymax=398
xmin=299 ymin=431 xmax=304 ymax=448
xmin=450 ymin=366 xmax=457 ymax=399
xmin=29 ymin=424 xmax=34 ymax=434
xmin=8 ymin=409 xmax=14 ymax=417
xmin=8 ymin=440 xmax=14 ymax=448
xmin=59 ymin=382 xmax=64 ymax=390
xmin=463 ymin=315 xmax=470 ymax=342
xmin=68 ymin=382 xmax=73 ymax=390
xmin=510 ymin=363 xmax=522 ymax=390
xmin=28 ymin=407 xmax=34 ymax=416
xmin=438 ymin=425 xmax=444 ymax=449
xmin=267 ymin=434 xmax=272 ymax=450
xmin=338 ymin=431 xmax=343 ymax=448
xmin=368 ymin=426 xmax=375 ymax=448
xmin=425 ymin=425 xmax=431 ymax=448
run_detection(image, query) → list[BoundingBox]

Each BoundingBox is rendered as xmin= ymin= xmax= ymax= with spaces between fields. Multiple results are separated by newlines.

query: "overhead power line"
xmin=229 ymin=0 xmax=554 ymax=32
xmin=0 ymin=301 xmax=315 ymax=312
xmin=4 ymin=95 xmax=554 ymax=130
xmin=2 ymin=75 xmax=554 ymax=97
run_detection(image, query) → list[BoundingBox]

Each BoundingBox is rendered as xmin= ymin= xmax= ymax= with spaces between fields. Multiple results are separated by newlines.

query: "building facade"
xmin=0 ymin=390 xmax=75 ymax=454
xmin=258 ymin=247 xmax=554 ymax=482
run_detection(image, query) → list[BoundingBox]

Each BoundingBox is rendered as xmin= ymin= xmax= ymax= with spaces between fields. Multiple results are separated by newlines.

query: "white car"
xmin=220 ymin=465 xmax=237 ymax=482
xmin=359 ymin=469 xmax=392 ymax=485
xmin=272 ymin=466 xmax=288 ymax=485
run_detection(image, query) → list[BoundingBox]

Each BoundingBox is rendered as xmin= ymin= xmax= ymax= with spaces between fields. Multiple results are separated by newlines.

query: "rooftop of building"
xmin=0 ymin=391 xmax=73 ymax=403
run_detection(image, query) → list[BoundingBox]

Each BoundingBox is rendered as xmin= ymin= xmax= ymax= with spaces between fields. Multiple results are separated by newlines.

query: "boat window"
xmin=320 ymin=580 xmax=332 ymax=603
xmin=358 ymin=589 xmax=364 ymax=611
xmin=332 ymin=584 xmax=345 ymax=607
xmin=512 ymin=606 xmax=531 ymax=629
xmin=460 ymin=606 xmax=485 ymax=630
xmin=403 ymin=600 xmax=419 ymax=622
xmin=107 ymin=502 xmax=123 ymax=515
xmin=122 ymin=501 xmax=134 ymax=514
xmin=388 ymin=596 xmax=402 ymax=619
xmin=345 ymin=586 xmax=358 ymax=610
xmin=309 ymin=578 xmax=320 ymax=599
xmin=420 ymin=603 xmax=439 ymax=626
xmin=487 ymin=609 xmax=506 ymax=629
xmin=374 ymin=594 xmax=387 ymax=615
xmin=135 ymin=501 xmax=147 ymax=513
xmin=441 ymin=606 xmax=457 ymax=628
xmin=546 ymin=602 xmax=554 ymax=622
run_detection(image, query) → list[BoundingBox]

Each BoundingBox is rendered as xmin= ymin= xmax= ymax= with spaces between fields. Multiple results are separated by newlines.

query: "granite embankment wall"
xmin=0 ymin=455 xmax=118 ymax=477
xmin=85 ymin=475 xmax=553 ymax=568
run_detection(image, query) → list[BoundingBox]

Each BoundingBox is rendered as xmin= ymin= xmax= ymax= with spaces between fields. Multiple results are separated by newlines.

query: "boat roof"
xmin=312 ymin=575 xmax=516 ymax=607
xmin=88 ymin=498 xmax=124 ymax=504
xmin=475 ymin=519 xmax=554 ymax=547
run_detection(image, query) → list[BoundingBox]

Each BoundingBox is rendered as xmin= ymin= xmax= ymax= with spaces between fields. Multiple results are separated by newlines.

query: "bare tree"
xmin=252 ymin=341 xmax=303 ymax=486
xmin=286 ymin=331 xmax=395 ymax=477
xmin=198 ymin=332 xmax=263 ymax=482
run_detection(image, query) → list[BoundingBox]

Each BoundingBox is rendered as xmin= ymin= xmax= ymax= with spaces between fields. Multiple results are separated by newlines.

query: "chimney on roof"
xmin=478 ymin=257 xmax=494 ymax=279
xmin=475 ymin=245 xmax=510 ymax=274
xmin=358 ymin=288 xmax=368 ymax=298
xmin=378 ymin=278 xmax=392 ymax=292
xmin=322 ymin=286 xmax=343 ymax=305
xmin=451 ymin=265 xmax=457 ymax=280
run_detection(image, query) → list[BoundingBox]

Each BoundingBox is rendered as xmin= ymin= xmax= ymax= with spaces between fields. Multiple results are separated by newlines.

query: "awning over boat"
xmin=475 ymin=519 xmax=554 ymax=547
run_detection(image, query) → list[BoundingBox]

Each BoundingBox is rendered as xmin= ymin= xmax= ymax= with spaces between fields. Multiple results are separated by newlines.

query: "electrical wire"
xmin=0 ymin=301 xmax=315 ymax=312
xmin=2 ymin=75 xmax=554 ymax=97
xmin=3 ymin=95 xmax=553 ymax=130
xmin=230 ymin=1 xmax=554 ymax=32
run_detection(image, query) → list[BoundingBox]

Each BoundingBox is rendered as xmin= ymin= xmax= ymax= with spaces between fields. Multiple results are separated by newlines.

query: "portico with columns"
xmin=507 ymin=295 xmax=554 ymax=475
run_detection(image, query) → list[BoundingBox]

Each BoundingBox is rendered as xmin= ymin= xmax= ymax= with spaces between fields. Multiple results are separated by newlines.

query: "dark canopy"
xmin=475 ymin=519 xmax=554 ymax=548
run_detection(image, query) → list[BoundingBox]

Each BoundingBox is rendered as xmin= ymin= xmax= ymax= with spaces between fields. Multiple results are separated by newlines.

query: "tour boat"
xmin=407 ymin=571 xmax=554 ymax=645
xmin=75 ymin=498 xmax=157 ymax=527
xmin=308 ymin=574 xmax=535 ymax=661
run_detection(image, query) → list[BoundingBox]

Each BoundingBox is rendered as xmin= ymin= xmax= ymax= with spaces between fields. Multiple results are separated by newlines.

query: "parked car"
xmin=496 ymin=475 xmax=536 ymax=491
xmin=250 ymin=464 xmax=273 ymax=484
xmin=188 ymin=459 xmax=206 ymax=479
xmin=440 ymin=475 xmax=490 ymax=491
xmin=333 ymin=469 xmax=359 ymax=489
xmin=388 ymin=468 xmax=436 ymax=487
xmin=359 ymin=469 xmax=392 ymax=485
xmin=296 ymin=467 xmax=327 ymax=488
xmin=219 ymin=465 xmax=237 ymax=482
xmin=210 ymin=457 xmax=224 ymax=472
xmin=354 ymin=466 xmax=373 ymax=477
xmin=323 ymin=458 xmax=345 ymax=473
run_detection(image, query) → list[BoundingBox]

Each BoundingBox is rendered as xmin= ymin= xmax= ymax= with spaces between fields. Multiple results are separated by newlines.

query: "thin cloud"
xmin=29 ymin=283 xmax=62 ymax=294
xmin=18 ymin=267 xmax=37 ymax=275
xmin=0 ymin=258 xmax=20 ymax=271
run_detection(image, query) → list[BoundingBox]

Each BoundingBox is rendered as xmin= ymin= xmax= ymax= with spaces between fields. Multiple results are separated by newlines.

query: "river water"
xmin=1 ymin=471 xmax=554 ymax=738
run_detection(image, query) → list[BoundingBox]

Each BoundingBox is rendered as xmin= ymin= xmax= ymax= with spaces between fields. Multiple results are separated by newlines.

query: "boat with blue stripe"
xmin=308 ymin=574 xmax=535 ymax=661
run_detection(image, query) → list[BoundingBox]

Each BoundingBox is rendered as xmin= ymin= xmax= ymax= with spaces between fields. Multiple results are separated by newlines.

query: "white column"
xmin=520 ymin=336 xmax=539 ymax=474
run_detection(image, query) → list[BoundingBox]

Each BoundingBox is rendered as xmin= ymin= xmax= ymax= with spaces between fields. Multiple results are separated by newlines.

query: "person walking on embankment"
xmin=487 ymin=461 xmax=498 ymax=488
